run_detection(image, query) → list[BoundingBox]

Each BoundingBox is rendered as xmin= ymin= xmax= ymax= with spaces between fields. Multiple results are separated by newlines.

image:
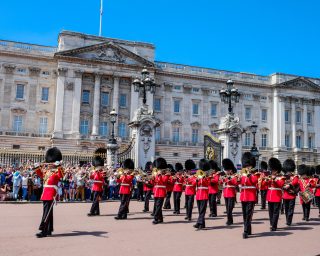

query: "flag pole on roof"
xmin=99 ymin=0 xmax=103 ymax=36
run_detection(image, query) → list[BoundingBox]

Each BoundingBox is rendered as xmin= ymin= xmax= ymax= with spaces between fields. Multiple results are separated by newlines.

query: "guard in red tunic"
xmin=152 ymin=157 xmax=169 ymax=224
xmin=258 ymin=161 xmax=269 ymax=209
xmin=222 ymin=158 xmax=238 ymax=225
xmin=240 ymin=152 xmax=258 ymax=239
xmin=172 ymin=162 xmax=184 ymax=214
xmin=36 ymin=147 xmax=64 ymax=238
xmin=208 ymin=160 xmax=220 ymax=217
xmin=314 ymin=165 xmax=320 ymax=217
xmin=282 ymin=159 xmax=299 ymax=226
xmin=115 ymin=159 xmax=135 ymax=220
xmin=143 ymin=161 xmax=153 ymax=212
xmin=87 ymin=156 xmax=105 ymax=216
xmin=266 ymin=158 xmax=285 ymax=231
xmin=163 ymin=164 xmax=174 ymax=210
xmin=194 ymin=159 xmax=211 ymax=230
xmin=184 ymin=159 xmax=197 ymax=221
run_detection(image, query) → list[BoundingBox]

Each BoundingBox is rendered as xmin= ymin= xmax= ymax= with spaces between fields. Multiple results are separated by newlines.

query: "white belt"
xmin=197 ymin=187 xmax=208 ymax=190
xmin=92 ymin=180 xmax=103 ymax=183
xmin=155 ymin=185 xmax=166 ymax=188
xmin=186 ymin=185 xmax=194 ymax=187
xmin=121 ymin=183 xmax=130 ymax=186
xmin=269 ymin=187 xmax=282 ymax=191
xmin=224 ymin=185 xmax=236 ymax=188
xmin=241 ymin=186 xmax=256 ymax=189
xmin=44 ymin=185 xmax=58 ymax=191
xmin=175 ymin=183 xmax=182 ymax=185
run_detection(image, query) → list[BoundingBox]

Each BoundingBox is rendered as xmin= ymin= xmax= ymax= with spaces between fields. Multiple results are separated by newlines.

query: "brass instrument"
xmin=195 ymin=170 xmax=206 ymax=179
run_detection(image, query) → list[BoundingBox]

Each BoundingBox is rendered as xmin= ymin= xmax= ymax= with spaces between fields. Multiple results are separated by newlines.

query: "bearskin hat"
xmin=315 ymin=165 xmax=320 ymax=175
xmin=241 ymin=152 xmax=256 ymax=168
xmin=297 ymin=164 xmax=307 ymax=176
xmin=209 ymin=160 xmax=218 ymax=171
xmin=154 ymin=157 xmax=167 ymax=170
xmin=199 ymin=158 xmax=211 ymax=172
xmin=309 ymin=166 xmax=315 ymax=176
xmin=185 ymin=159 xmax=196 ymax=170
xmin=92 ymin=156 xmax=104 ymax=167
xmin=268 ymin=158 xmax=282 ymax=173
xmin=45 ymin=147 xmax=62 ymax=163
xmin=260 ymin=161 xmax=268 ymax=171
xmin=282 ymin=159 xmax=295 ymax=174
xmin=222 ymin=158 xmax=235 ymax=171
xmin=175 ymin=162 xmax=184 ymax=172
xmin=123 ymin=158 xmax=134 ymax=170
xmin=144 ymin=161 xmax=152 ymax=172
xmin=167 ymin=164 xmax=175 ymax=173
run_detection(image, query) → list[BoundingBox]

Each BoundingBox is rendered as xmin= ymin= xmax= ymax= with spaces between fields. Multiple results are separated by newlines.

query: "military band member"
xmin=314 ymin=165 xmax=320 ymax=217
xmin=208 ymin=160 xmax=220 ymax=217
xmin=173 ymin=162 xmax=184 ymax=214
xmin=115 ymin=159 xmax=135 ymax=220
xmin=143 ymin=161 xmax=153 ymax=212
xmin=163 ymin=164 xmax=174 ymax=210
xmin=240 ymin=152 xmax=258 ymax=239
xmin=184 ymin=159 xmax=197 ymax=221
xmin=282 ymin=159 xmax=299 ymax=226
xmin=258 ymin=161 xmax=269 ymax=210
xmin=36 ymin=147 xmax=63 ymax=238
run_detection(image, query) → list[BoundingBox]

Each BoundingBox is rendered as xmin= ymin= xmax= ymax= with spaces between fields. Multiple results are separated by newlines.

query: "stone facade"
xmin=0 ymin=31 xmax=319 ymax=166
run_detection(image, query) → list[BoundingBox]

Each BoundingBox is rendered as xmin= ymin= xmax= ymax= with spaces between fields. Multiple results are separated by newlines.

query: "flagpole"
xmin=99 ymin=0 xmax=103 ymax=36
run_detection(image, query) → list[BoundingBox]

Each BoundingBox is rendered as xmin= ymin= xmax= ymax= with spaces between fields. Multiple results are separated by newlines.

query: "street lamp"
xmin=109 ymin=108 xmax=118 ymax=144
xmin=132 ymin=67 xmax=156 ymax=105
xmin=219 ymin=80 xmax=240 ymax=115
xmin=250 ymin=121 xmax=260 ymax=163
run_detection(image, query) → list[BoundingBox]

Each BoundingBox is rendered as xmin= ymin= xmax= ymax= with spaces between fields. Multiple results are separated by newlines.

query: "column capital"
xmin=2 ymin=63 xmax=16 ymax=74
xmin=74 ymin=70 xmax=84 ymax=78
xmin=95 ymin=72 xmax=103 ymax=81
xmin=28 ymin=66 xmax=41 ymax=76
xmin=57 ymin=67 xmax=68 ymax=77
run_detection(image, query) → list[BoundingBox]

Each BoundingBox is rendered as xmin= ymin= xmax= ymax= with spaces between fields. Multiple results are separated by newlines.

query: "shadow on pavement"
xmin=253 ymin=218 xmax=269 ymax=221
xmin=250 ymin=231 xmax=292 ymax=238
xmin=162 ymin=220 xmax=196 ymax=224
xmin=295 ymin=221 xmax=320 ymax=226
xmin=278 ymin=226 xmax=313 ymax=231
xmin=203 ymin=225 xmax=242 ymax=230
xmin=125 ymin=217 xmax=154 ymax=220
xmin=52 ymin=231 xmax=108 ymax=238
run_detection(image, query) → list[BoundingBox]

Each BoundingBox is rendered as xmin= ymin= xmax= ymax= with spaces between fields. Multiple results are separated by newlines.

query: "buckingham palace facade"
xmin=0 ymin=31 xmax=319 ymax=165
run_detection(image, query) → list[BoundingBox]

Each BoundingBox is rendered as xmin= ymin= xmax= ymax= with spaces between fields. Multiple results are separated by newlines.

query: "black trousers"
xmin=241 ymin=202 xmax=255 ymax=234
xmin=260 ymin=190 xmax=267 ymax=208
xmin=173 ymin=191 xmax=182 ymax=213
xmin=302 ymin=202 xmax=311 ymax=220
xmin=90 ymin=191 xmax=102 ymax=215
xmin=208 ymin=193 xmax=217 ymax=215
xmin=118 ymin=194 xmax=130 ymax=218
xmin=268 ymin=202 xmax=281 ymax=229
xmin=144 ymin=190 xmax=152 ymax=211
xmin=185 ymin=195 xmax=194 ymax=219
xmin=283 ymin=199 xmax=295 ymax=225
xmin=196 ymin=200 xmax=208 ymax=226
xmin=315 ymin=196 xmax=320 ymax=213
xmin=39 ymin=200 xmax=54 ymax=234
xmin=137 ymin=182 xmax=144 ymax=201
xmin=225 ymin=197 xmax=235 ymax=223
xmin=154 ymin=197 xmax=164 ymax=221
xmin=163 ymin=191 xmax=172 ymax=209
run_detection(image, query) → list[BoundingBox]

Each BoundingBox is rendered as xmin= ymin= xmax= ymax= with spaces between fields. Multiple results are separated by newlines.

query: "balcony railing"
xmin=0 ymin=130 xmax=51 ymax=138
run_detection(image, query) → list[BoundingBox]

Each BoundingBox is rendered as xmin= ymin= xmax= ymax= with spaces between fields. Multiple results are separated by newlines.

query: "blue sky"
xmin=0 ymin=0 xmax=319 ymax=78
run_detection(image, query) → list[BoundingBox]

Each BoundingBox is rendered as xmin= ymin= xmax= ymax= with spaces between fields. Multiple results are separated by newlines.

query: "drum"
xmin=300 ymin=190 xmax=314 ymax=203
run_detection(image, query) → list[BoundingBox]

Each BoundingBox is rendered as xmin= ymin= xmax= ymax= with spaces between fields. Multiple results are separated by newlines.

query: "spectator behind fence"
xmin=12 ymin=170 xmax=22 ymax=200
xmin=76 ymin=170 xmax=85 ymax=201
xmin=21 ymin=172 xmax=29 ymax=200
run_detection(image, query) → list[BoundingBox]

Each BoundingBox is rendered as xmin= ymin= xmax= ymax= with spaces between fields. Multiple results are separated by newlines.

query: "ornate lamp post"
xmin=109 ymin=108 xmax=118 ymax=144
xmin=250 ymin=121 xmax=261 ymax=163
xmin=219 ymin=80 xmax=240 ymax=115
xmin=132 ymin=67 xmax=156 ymax=105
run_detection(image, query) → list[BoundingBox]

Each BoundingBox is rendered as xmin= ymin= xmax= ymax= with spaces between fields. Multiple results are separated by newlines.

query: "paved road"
xmin=1 ymin=200 xmax=319 ymax=256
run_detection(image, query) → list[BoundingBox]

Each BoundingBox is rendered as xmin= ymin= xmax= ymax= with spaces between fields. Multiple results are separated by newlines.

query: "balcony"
xmin=1 ymin=130 xmax=51 ymax=138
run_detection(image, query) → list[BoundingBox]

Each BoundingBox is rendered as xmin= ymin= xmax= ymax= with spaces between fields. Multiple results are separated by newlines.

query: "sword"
xmin=44 ymin=194 xmax=57 ymax=224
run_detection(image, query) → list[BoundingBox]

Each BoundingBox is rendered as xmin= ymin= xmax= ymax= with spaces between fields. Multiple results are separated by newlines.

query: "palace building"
xmin=0 ymin=31 xmax=319 ymax=165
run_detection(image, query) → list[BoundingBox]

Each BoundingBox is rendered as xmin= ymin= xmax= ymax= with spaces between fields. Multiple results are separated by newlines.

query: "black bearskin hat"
xmin=209 ymin=160 xmax=218 ymax=171
xmin=316 ymin=165 xmax=320 ymax=175
xmin=297 ymin=164 xmax=307 ymax=176
xmin=185 ymin=159 xmax=196 ymax=170
xmin=241 ymin=152 xmax=256 ymax=168
xmin=260 ymin=161 xmax=268 ymax=171
xmin=45 ymin=147 xmax=62 ymax=163
xmin=175 ymin=162 xmax=184 ymax=172
xmin=222 ymin=158 xmax=235 ymax=171
xmin=309 ymin=166 xmax=315 ymax=176
xmin=282 ymin=159 xmax=295 ymax=174
xmin=199 ymin=158 xmax=211 ymax=172
xmin=268 ymin=158 xmax=282 ymax=173
xmin=167 ymin=164 xmax=175 ymax=173
xmin=123 ymin=158 xmax=134 ymax=170
xmin=154 ymin=157 xmax=167 ymax=170
xmin=144 ymin=161 xmax=152 ymax=172
xmin=92 ymin=156 xmax=104 ymax=167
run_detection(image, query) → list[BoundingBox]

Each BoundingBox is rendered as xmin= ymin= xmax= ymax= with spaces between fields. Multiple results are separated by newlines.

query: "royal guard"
xmin=314 ymin=165 xmax=320 ymax=217
xmin=87 ymin=156 xmax=105 ymax=216
xmin=298 ymin=165 xmax=316 ymax=221
xmin=115 ymin=159 xmax=135 ymax=220
xmin=194 ymin=159 xmax=211 ymax=230
xmin=184 ymin=159 xmax=197 ymax=221
xmin=208 ymin=160 xmax=220 ymax=217
xmin=143 ymin=161 xmax=154 ymax=212
xmin=163 ymin=164 xmax=174 ymax=210
xmin=266 ymin=158 xmax=285 ymax=231
xmin=282 ymin=159 xmax=299 ymax=226
xmin=36 ymin=147 xmax=64 ymax=238
xmin=258 ymin=161 xmax=269 ymax=209
xmin=152 ymin=157 xmax=169 ymax=224
xmin=240 ymin=152 xmax=258 ymax=239
xmin=172 ymin=162 xmax=184 ymax=214
xmin=222 ymin=158 xmax=238 ymax=225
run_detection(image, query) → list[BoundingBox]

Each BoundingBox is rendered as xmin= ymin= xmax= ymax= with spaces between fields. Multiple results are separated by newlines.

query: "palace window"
xmin=173 ymin=100 xmax=180 ymax=113
xmin=296 ymin=111 xmax=301 ymax=124
xmin=261 ymin=134 xmax=268 ymax=147
xmin=192 ymin=129 xmax=199 ymax=143
xmin=119 ymin=94 xmax=127 ymax=107
xmin=192 ymin=103 xmax=199 ymax=115
xmin=172 ymin=127 xmax=180 ymax=142
xmin=13 ymin=116 xmax=23 ymax=132
xmin=80 ymin=120 xmax=89 ymax=135
xmin=16 ymin=84 xmax=25 ymax=100
xmin=192 ymin=87 xmax=200 ymax=93
xmin=118 ymin=122 xmax=127 ymax=138
xmin=211 ymin=103 xmax=217 ymax=117
xmin=174 ymin=85 xmax=181 ymax=91
xmin=245 ymin=107 xmax=252 ymax=121
xmin=41 ymin=87 xmax=49 ymax=102
xmin=155 ymin=127 xmax=161 ymax=142
xmin=308 ymin=136 xmax=313 ymax=149
xmin=261 ymin=109 xmax=267 ymax=122
xmin=99 ymin=122 xmax=108 ymax=136
xmin=307 ymin=112 xmax=312 ymax=125
xmin=285 ymin=134 xmax=290 ymax=148
xmin=285 ymin=110 xmax=290 ymax=123
xmin=101 ymin=92 xmax=109 ymax=106
xmin=82 ymin=90 xmax=90 ymax=104
xmin=154 ymin=98 xmax=161 ymax=112
xmin=296 ymin=135 xmax=302 ymax=148
xmin=244 ymin=133 xmax=251 ymax=146
xmin=39 ymin=117 xmax=48 ymax=134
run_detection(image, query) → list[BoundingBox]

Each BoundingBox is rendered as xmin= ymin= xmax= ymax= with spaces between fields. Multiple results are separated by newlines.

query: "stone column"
xmin=130 ymin=81 xmax=139 ymax=120
xmin=279 ymin=97 xmax=286 ymax=148
xmin=2 ymin=64 xmax=16 ymax=130
xmin=314 ymin=101 xmax=320 ymax=150
xmin=303 ymin=102 xmax=308 ymax=148
xmin=72 ymin=70 xmax=83 ymax=138
xmin=112 ymin=77 xmax=120 ymax=135
xmin=272 ymin=89 xmax=280 ymax=150
xmin=53 ymin=67 xmax=68 ymax=139
xmin=91 ymin=73 xmax=101 ymax=137
xmin=291 ymin=100 xmax=297 ymax=149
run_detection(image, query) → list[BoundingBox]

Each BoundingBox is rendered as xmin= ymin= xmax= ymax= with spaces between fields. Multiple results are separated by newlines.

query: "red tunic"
xmin=282 ymin=175 xmax=299 ymax=200
xmin=196 ymin=177 xmax=209 ymax=200
xmin=166 ymin=175 xmax=174 ymax=192
xmin=90 ymin=171 xmax=104 ymax=192
xmin=143 ymin=179 xmax=154 ymax=192
xmin=185 ymin=176 xmax=196 ymax=196
xmin=240 ymin=175 xmax=258 ymax=202
xmin=117 ymin=174 xmax=134 ymax=195
xmin=298 ymin=177 xmax=316 ymax=204
xmin=173 ymin=175 xmax=184 ymax=192
xmin=266 ymin=177 xmax=285 ymax=203
xmin=223 ymin=176 xmax=238 ymax=198
xmin=40 ymin=168 xmax=64 ymax=201
xmin=258 ymin=173 xmax=269 ymax=191
xmin=208 ymin=174 xmax=220 ymax=194
xmin=315 ymin=178 xmax=320 ymax=197
xmin=153 ymin=174 xmax=169 ymax=198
